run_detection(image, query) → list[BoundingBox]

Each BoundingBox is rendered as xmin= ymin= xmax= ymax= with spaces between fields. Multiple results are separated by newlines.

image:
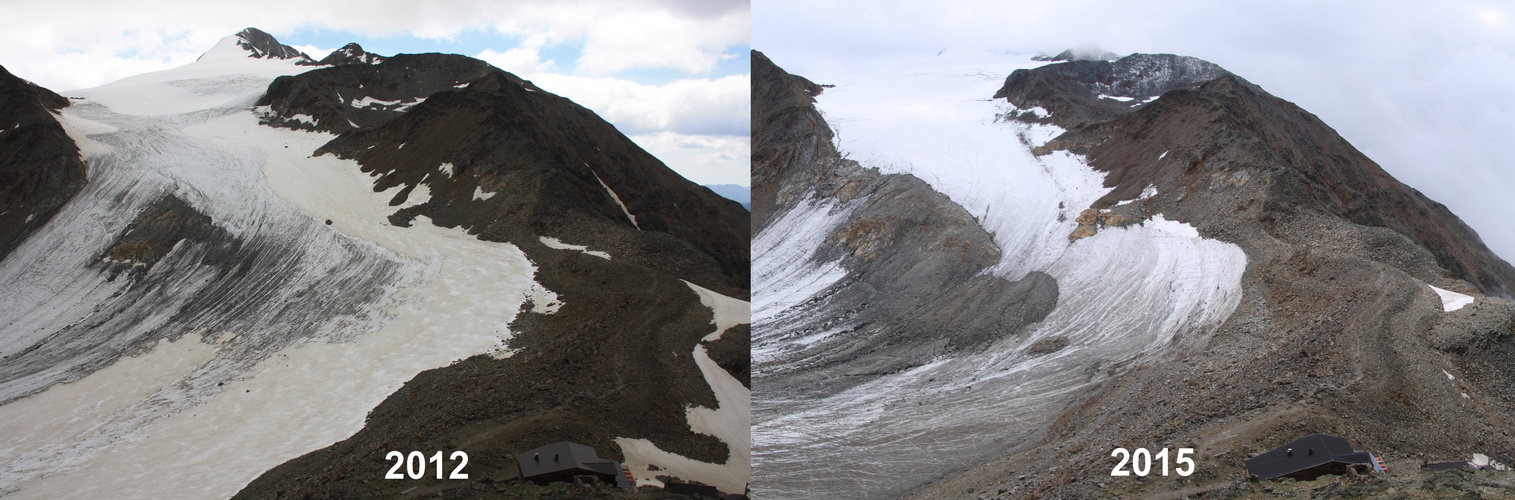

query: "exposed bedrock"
xmin=260 ymin=56 xmax=750 ymax=298
xmin=235 ymin=49 xmax=752 ymax=497
xmin=0 ymin=65 xmax=86 ymax=262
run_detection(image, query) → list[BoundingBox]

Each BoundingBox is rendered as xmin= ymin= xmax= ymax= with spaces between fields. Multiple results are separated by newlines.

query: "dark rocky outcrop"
xmin=232 ymin=27 xmax=314 ymax=63
xmin=0 ymin=65 xmax=86 ymax=263
xmin=233 ymin=240 xmax=737 ymax=499
xmin=234 ymin=49 xmax=750 ymax=498
xmin=753 ymin=50 xmax=1057 ymax=397
xmin=314 ymin=42 xmax=386 ymax=66
xmin=98 ymin=195 xmax=223 ymax=280
xmin=704 ymin=324 xmax=750 ymax=389
xmin=995 ymin=53 xmax=1231 ymax=127
xmin=1001 ymin=54 xmax=1515 ymax=299
xmin=256 ymin=53 xmax=499 ymax=134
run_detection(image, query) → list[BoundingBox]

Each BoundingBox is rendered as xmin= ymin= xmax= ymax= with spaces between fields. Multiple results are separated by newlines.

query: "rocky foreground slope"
xmin=0 ymin=28 xmax=748 ymax=498
xmin=752 ymin=50 xmax=1515 ymax=499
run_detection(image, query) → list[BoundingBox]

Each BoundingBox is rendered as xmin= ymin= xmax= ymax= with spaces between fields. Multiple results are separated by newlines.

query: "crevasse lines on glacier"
xmin=0 ymin=42 xmax=425 ymax=495
xmin=751 ymin=49 xmax=1248 ymax=498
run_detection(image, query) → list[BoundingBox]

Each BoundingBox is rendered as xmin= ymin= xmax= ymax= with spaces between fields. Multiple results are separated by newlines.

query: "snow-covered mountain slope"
xmin=753 ymin=48 xmax=1515 ymax=500
xmin=0 ymin=29 xmax=750 ymax=499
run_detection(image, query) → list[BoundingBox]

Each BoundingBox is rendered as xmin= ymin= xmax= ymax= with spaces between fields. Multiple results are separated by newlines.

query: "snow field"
xmin=616 ymin=282 xmax=750 ymax=495
xmin=0 ymin=41 xmax=551 ymax=499
xmin=1429 ymin=284 xmax=1474 ymax=312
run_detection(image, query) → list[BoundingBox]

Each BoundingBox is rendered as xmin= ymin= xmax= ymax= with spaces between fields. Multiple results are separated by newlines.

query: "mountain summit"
xmin=233 ymin=27 xmax=314 ymax=62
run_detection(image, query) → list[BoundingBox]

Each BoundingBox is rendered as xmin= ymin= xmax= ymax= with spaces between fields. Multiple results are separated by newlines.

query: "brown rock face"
xmin=234 ymin=51 xmax=750 ymax=498
xmin=98 ymin=195 xmax=223 ymax=279
xmin=233 ymin=241 xmax=738 ymax=498
xmin=1003 ymin=56 xmax=1515 ymax=299
xmin=0 ymin=65 xmax=86 ymax=263
xmin=260 ymin=57 xmax=749 ymax=298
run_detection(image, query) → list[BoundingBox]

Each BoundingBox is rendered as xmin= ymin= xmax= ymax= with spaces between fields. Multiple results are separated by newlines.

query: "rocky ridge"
xmin=232 ymin=27 xmax=315 ymax=63
xmin=0 ymin=65 xmax=86 ymax=262
xmin=257 ymin=53 xmax=749 ymax=297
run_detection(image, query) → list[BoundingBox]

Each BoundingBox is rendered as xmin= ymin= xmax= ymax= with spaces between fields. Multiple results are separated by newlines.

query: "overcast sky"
xmin=755 ymin=0 xmax=1515 ymax=263
xmin=0 ymin=0 xmax=750 ymax=187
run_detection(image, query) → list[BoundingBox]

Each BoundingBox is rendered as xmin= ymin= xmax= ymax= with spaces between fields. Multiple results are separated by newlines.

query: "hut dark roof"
xmin=1245 ymin=434 xmax=1378 ymax=480
xmin=516 ymin=441 xmax=625 ymax=484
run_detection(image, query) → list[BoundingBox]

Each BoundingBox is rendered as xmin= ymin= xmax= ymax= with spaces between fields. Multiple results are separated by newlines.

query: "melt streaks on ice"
xmin=751 ymin=197 xmax=854 ymax=364
xmin=751 ymin=49 xmax=1247 ymax=499
xmin=0 ymin=47 xmax=548 ymax=499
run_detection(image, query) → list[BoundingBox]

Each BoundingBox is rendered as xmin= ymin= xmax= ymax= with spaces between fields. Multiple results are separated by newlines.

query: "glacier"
xmin=0 ymin=35 xmax=548 ymax=498
xmin=752 ymin=49 xmax=1248 ymax=498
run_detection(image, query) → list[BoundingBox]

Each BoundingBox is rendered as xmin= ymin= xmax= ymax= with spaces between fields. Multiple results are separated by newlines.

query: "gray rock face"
xmin=754 ymin=49 xmax=1057 ymax=390
xmin=996 ymin=53 xmax=1232 ymax=125
xmin=233 ymin=27 xmax=314 ymax=63
xmin=314 ymin=42 xmax=386 ymax=66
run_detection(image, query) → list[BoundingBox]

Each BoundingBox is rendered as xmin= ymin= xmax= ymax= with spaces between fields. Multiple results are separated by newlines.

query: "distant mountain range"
xmin=705 ymin=183 xmax=750 ymax=209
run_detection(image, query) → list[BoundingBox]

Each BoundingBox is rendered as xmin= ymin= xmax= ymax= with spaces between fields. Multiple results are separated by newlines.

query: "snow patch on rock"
xmin=591 ymin=168 xmax=638 ymax=229
xmin=617 ymin=282 xmax=749 ymax=495
xmin=538 ymin=236 xmax=610 ymax=260
xmin=472 ymin=186 xmax=495 ymax=201
xmin=1429 ymin=285 xmax=1474 ymax=312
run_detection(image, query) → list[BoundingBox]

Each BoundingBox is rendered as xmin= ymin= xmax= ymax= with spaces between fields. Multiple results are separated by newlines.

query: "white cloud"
xmin=0 ymin=0 xmax=749 ymax=90
xmin=575 ymin=7 xmax=749 ymax=75
xmin=629 ymin=132 xmax=750 ymax=186
xmin=290 ymin=44 xmax=335 ymax=61
xmin=516 ymin=71 xmax=750 ymax=186
xmin=0 ymin=0 xmax=752 ymax=190
xmin=474 ymin=46 xmax=557 ymax=76
xmin=526 ymin=73 xmax=750 ymax=137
